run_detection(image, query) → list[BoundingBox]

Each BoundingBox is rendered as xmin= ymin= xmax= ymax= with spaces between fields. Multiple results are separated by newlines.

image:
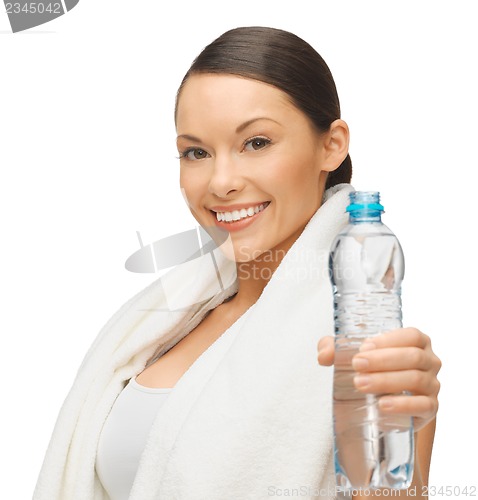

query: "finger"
xmin=317 ymin=336 xmax=334 ymax=366
xmin=378 ymin=394 xmax=439 ymax=423
xmin=361 ymin=327 xmax=430 ymax=351
xmin=354 ymin=369 xmax=440 ymax=396
xmin=352 ymin=346 xmax=433 ymax=373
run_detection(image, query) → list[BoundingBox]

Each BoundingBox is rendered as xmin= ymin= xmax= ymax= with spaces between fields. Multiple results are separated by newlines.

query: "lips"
xmin=209 ymin=201 xmax=271 ymax=231
xmin=212 ymin=202 xmax=270 ymax=223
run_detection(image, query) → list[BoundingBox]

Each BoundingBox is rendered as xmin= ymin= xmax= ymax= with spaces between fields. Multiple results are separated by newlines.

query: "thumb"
xmin=317 ymin=336 xmax=335 ymax=366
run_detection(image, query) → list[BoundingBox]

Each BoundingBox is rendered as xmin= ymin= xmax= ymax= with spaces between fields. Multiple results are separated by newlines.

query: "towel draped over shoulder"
xmin=34 ymin=184 xmax=354 ymax=500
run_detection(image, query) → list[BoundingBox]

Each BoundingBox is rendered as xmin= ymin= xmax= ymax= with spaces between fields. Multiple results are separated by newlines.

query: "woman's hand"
xmin=317 ymin=328 xmax=442 ymax=432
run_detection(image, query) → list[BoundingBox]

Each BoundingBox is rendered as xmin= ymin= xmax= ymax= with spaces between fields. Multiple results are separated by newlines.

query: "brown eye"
xmin=182 ymin=148 xmax=210 ymax=160
xmin=244 ymin=137 xmax=271 ymax=151
xmin=192 ymin=149 xmax=208 ymax=159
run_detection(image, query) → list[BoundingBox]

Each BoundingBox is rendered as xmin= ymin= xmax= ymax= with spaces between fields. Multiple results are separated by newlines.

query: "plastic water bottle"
xmin=328 ymin=191 xmax=414 ymax=492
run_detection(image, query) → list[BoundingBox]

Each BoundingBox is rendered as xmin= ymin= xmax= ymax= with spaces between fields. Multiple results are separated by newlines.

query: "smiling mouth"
xmin=211 ymin=202 xmax=271 ymax=223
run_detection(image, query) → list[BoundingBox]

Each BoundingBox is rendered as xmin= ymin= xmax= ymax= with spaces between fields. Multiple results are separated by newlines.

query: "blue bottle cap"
xmin=346 ymin=202 xmax=385 ymax=213
xmin=346 ymin=191 xmax=384 ymax=213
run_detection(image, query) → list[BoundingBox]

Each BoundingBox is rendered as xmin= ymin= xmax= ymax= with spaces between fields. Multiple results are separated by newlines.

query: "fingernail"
xmin=379 ymin=398 xmax=394 ymax=410
xmin=317 ymin=349 xmax=327 ymax=364
xmin=352 ymin=357 xmax=369 ymax=370
xmin=360 ymin=341 xmax=376 ymax=352
xmin=354 ymin=374 xmax=371 ymax=388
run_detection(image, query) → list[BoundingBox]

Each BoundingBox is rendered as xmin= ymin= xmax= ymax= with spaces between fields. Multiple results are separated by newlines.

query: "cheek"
xmin=179 ymin=167 xmax=191 ymax=190
xmin=179 ymin=168 xmax=205 ymax=207
xmin=264 ymin=152 xmax=319 ymax=199
xmin=266 ymin=156 xmax=323 ymax=234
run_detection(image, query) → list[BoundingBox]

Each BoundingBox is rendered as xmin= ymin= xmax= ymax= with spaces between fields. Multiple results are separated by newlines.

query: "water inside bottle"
xmin=333 ymin=338 xmax=414 ymax=490
xmin=330 ymin=226 xmax=413 ymax=491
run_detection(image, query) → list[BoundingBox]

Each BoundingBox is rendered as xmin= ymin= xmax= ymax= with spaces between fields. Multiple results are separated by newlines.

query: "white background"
xmin=1 ymin=1 xmax=477 ymax=497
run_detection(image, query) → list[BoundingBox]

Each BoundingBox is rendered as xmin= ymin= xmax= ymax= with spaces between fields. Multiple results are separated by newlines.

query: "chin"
xmin=215 ymin=241 xmax=267 ymax=264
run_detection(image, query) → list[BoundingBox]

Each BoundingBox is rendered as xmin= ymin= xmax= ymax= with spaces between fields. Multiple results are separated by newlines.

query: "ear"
xmin=321 ymin=119 xmax=350 ymax=172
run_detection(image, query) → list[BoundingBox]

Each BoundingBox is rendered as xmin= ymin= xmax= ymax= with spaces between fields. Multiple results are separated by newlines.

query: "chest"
xmin=136 ymin=302 xmax=246 ymax=389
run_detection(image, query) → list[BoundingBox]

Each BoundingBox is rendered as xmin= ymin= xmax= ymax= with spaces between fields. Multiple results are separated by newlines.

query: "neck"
xmin=230 ymin=223 xmax=305 ymax=307
xmin=234 ymin=257 xmax=277 ymax=305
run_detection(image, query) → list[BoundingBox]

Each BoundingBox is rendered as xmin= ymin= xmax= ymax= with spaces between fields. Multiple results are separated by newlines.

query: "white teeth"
xmin=213 ymin=202 xmax=269 ymax=223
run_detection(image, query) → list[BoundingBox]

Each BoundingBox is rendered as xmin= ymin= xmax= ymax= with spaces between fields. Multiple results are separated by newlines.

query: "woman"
xmin=34 ymin=27 xmax=441 ymax=500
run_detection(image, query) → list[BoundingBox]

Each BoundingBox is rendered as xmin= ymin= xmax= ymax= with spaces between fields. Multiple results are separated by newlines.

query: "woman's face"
xmin=176 ymin=74 xmax=331 ymax=262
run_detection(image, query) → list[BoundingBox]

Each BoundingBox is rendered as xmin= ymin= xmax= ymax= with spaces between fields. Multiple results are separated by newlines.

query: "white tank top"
xmin=95 ymin=378 xmax=171 ymax=500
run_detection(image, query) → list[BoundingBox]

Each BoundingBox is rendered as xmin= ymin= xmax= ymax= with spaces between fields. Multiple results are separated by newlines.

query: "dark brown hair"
xmin=176 ymin=26 xmax=352 ymax=190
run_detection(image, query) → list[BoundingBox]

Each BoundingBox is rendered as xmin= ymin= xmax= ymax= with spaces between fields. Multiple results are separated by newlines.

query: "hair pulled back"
xmin=176 ymin=26 xmax=352 ymax=190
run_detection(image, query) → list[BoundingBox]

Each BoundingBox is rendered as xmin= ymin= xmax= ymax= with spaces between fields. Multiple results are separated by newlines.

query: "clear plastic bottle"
xmin=328 ymin=191 xmax=414 ymax=492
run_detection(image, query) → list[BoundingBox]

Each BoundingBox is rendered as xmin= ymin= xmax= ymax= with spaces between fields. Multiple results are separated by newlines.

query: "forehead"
xmin=176 ymin=74 xmax=297 ymax=131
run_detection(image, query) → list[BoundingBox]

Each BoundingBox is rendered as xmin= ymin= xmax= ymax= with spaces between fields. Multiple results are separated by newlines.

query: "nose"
xmin=207 ymin=154 xmax=245 ymax=198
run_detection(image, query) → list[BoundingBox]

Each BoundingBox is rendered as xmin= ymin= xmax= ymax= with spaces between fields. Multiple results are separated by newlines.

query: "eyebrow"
xmin=235 ymin=116 xmax=281 ymax=133
xmin=176 ymin=117 xmax=281 ymax=143
xmin=176 ymin=133 xmax=202 ymax=143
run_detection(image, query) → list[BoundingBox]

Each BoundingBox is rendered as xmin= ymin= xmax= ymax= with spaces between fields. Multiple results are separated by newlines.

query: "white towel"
xmin=34 ymin=183 xmax=354 ymax=500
